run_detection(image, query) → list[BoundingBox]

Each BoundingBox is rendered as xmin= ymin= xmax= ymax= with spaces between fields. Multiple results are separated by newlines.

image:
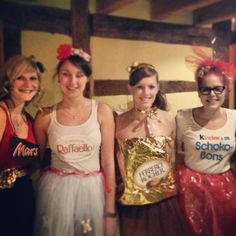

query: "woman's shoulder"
xmin=115 ymin=109 xmax=131 ymax=122
xmin=175 ymin=107 xmax=194 ymax=119
xmin=0 ymin=102 xmax=7 ymax=121
xmin=158 ymin=109 xmax=174 ymax=120
xmin=96 ymin=101 xmax=114 ymax=119
xmin=224 ymin=108 xmax=236 ymax=122
xmin=224 ymin=108 xmax=236 ymax=115
xmin=35 ymin=105 xmax=54 ymax=121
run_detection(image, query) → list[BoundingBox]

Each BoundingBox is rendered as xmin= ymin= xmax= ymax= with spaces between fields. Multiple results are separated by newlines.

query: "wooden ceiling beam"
xmin=0 ymin=1 xmax=70 ymax=35
xmin=194 ymin=1 xmax=236 ymax=25
xmin=92 ymin=14 xmax=211 ymax=46
xmin=151 ymin=0 xmax=221 ymax=19
xmin=0 ymin=1 xmax=212 ymax=47
xmin=71 ymin=0 xmax=90 ymax=53
xmin=96 ymin=0 xmax=135 ymax=14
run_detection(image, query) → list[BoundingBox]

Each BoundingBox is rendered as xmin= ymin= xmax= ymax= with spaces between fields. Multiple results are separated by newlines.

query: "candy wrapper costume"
xmin=116 ymin=134 xmax=191 ymax=236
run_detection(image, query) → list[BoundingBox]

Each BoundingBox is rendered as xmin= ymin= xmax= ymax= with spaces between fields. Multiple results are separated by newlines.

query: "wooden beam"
xmin=71 ymin=0 xmax=90 ymax=52
xmin=96 ymin=0 xmax=135 ymax=13
xmin=151 ymin=0 xmax=220 ymax=19
xmin=94 ymin=80 xmax=196 ymax=96
xmin=92 ymin=14 xmax=211 ymax=46
xmin=71 ymin=0 xmax=91 ymax=98
xmin=0 ymin=2 xmax=212 ymax=47
xmin=4 ymin=26 xmax=21 ymax=60
xmin=0 ymin=21 xmax=4 ymax=65
xmin=194 ymin=0 xmax=236 ymax=25
xmin=212 ymin=20 xmax=231 ymax=60
xmin=0 ymin=1 xmax=70 ymax=35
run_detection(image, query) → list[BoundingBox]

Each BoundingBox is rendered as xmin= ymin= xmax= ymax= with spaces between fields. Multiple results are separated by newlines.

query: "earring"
xmin=3 ymin=87 xmax=9 ymax=94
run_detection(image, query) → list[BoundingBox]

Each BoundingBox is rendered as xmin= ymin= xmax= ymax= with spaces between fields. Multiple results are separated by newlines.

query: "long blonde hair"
xmin=0 ymin=55 xmax=43 ymax=105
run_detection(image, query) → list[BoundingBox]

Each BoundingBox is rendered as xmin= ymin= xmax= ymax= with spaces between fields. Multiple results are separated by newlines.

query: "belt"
xmin=0 ymin=168 xmax=28 ymax=189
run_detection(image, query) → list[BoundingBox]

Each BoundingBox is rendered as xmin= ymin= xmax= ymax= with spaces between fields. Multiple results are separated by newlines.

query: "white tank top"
xmin=176 ymin=108 xmax=236 ymax=173
xmin=47 ymin=100 xmax=101 ymax=173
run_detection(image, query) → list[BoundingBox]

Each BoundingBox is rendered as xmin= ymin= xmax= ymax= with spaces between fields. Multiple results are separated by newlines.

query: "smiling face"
xmin=10 ymin=71 xmax=40 ymax=103
xmin=198 ymin=73 xmax=226 ymax=110
xmin=129 ymin=75 xmax=159 ymax=111
xmin=58 ymin=60 xmax=88 ymax=98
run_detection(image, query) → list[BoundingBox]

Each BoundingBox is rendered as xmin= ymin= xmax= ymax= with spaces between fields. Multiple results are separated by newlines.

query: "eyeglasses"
xmin=198 ymin=86 xmax=225 ymax=95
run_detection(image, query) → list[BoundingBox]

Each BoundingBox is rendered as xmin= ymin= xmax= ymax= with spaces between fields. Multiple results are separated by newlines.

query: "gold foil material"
xmin=0 ymin=168 xmax=17 ymax=189
xmin=118 ymin=136 xmax=176 ymax=205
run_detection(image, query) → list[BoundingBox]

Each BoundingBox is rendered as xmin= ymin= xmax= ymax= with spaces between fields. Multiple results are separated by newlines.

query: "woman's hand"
xmin=104 ymin=217 xmax=117 ymax=236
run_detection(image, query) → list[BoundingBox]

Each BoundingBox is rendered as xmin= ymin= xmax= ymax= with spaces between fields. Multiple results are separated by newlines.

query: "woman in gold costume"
xmin=115 ymin=63 xmax=191 ymax=236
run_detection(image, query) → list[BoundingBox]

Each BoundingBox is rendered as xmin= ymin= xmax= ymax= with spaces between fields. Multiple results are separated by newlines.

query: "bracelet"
xmin=104 ymin=211 xmax=116 ymax=218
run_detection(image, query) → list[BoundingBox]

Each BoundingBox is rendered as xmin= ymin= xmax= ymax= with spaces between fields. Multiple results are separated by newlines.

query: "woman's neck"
xmin=60 ymin=96 xmax=88 ymax=110
xmin=198 ymin=106 xmax=223 ymax=121
xmin=5 ymin=98 xmax=25 ymax=114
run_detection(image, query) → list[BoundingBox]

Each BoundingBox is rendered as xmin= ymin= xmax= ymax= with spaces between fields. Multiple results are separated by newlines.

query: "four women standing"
xmin=1 ymin=45 xmax=236 ymax=236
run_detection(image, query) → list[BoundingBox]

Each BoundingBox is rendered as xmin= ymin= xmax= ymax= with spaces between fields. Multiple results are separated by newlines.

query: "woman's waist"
xmin=44 ymin=166 xmax=102 ymax=177
xmin=51 ymin=155 xmax=101 ymax=171
xmin=0 ymin=159 xmax=28 ymax=172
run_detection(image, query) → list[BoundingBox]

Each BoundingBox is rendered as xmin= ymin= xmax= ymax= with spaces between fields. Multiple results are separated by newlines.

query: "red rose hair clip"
xmin=56 ymin=44 xmax=91 ymax=62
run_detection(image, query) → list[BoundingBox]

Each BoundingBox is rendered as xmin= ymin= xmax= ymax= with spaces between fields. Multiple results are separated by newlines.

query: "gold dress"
xmin=116 ymin=135 xmax=191 ymax=236
xmin=118 ymin=135 xmax=176 ymax=205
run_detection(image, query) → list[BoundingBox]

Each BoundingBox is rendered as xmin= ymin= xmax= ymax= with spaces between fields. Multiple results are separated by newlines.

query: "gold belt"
xmin=0 ymin=168 xmax=27 ymax=189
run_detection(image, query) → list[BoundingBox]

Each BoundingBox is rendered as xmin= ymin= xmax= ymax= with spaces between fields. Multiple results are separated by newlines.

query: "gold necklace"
xmin=134 ymin=107 xmax=161 ymax=121
xmin=132 ymin=107 xmax=161 ymax=134
xmin=134 ymin=107 xmax=149 ymax=115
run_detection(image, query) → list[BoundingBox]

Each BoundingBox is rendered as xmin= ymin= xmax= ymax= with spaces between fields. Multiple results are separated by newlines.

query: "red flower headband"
xmin=56 ymin=44 xmax=91 ymax=62
xmin=186 ymin=46 xmax=236 ymax=80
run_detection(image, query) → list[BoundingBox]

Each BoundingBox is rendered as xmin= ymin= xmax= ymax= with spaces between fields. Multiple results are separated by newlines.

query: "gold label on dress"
xmin=118 ymin=136 xmax=177 ymax=205
xmin=134 ymin=159 xmax=170 ymax=188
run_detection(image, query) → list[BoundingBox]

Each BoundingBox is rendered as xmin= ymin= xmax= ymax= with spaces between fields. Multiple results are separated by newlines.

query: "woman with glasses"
xmin=175 ymin=56 xmax=236 ymax=236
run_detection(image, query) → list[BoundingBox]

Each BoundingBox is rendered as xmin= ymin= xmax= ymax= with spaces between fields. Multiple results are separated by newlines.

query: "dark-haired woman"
xmin=34 ymin=44 xmax=116 ymax=236
xmin=115 ymin=63 xmax=190 ymax=236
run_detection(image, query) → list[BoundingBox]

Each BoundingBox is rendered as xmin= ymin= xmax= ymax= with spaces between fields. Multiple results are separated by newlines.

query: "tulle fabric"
xmin=34 ymin=170 xmax=105 ymax=236
xmin=176 ymin=165 xmax=236 ymax=236
xmin=117 ymin=196 xmax=192 ymax=236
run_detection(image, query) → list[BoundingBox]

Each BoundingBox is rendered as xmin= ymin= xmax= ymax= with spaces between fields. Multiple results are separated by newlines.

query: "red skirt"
xmin=175 ymin=165 xmax=236 ymax=236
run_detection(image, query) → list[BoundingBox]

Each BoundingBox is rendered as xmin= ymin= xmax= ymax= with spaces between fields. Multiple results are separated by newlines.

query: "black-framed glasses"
xmin=198 ymin=86 xmax=225 ymax=95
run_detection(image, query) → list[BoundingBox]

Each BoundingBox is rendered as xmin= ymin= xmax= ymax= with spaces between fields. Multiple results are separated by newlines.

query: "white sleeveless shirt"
xmin=47 ymin=100 xmax=101 ymax=173
xmin=176 ymin=108 xmax=236 ymax=173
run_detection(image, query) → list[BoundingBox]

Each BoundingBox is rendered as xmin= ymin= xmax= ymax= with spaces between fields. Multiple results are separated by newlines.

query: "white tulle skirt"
xmin=34 ymin=169 xmax=105 ymax=236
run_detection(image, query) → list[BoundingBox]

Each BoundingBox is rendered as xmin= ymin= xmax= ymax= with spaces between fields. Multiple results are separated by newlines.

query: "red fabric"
xmin=175 ymin=165 xmax=236 ymax=236
xmin=0 ymin=105 xmax=36 ymax=170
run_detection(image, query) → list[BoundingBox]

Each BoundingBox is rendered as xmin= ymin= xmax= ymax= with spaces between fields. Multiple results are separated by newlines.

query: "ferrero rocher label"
xmin=118 ymin=136 xmax=177 ymax=205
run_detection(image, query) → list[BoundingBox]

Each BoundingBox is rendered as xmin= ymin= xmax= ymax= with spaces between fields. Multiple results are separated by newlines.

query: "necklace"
xmin=134 ymin=107 xmax=161 ymax=121
xmin=5 ymin=100 xmax=26 ymax=132
xmin=132 ymin=107 xmax=161 ymax=134
xmin=134 ymin=108 xmax=149 ymax=115
xmin=61 ymin=108 xmax=81 ymax=120
xmin=9 ymin=111 xmax=26 ymax=132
